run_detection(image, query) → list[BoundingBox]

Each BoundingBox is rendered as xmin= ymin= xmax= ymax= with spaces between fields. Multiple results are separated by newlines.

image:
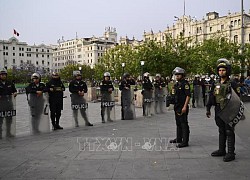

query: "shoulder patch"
xmin=185 ymin=84 xmax=189 ymax=89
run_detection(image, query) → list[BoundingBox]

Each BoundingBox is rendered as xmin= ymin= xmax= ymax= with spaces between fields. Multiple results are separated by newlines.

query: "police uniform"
xmin=119 ymin=73 xmax=134 ymax=120
xmin=100 ymin=77 xmax=114 ymax=123
xmin=0 ymin=71 xmax=17 ymax=138
xmin=206 ymin=58 xmax=239 ymax=162
xmin=46 ymin=74 xmax=65 ymax=130
xmin=154 ymin=76 xmax=166 ymax=113
xmin=171 ymin=78 xmax=191 ymax=147
xmin=142 ymin=74 xmax=154 ymax=116
xmin=26 ymin=79 xmax=47 ymax=133
xmin=69 ymin=78 xmax=93 ymax=126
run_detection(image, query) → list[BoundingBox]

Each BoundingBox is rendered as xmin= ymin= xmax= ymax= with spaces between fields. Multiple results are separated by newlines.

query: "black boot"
xmin=176 ymin=123 xmax=189 ymax=148
xmin=223 ymin=130 xmax=235 ymax=162
xmin=169 ymin=126 xmax=182 ymax=143
xmin=211 ymin=131 xmax=226 ymax=156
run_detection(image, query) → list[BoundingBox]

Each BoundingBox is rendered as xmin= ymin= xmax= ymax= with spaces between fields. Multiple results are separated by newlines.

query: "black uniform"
xmin=46 ymin=78 xmax=65 ymax=129
xmin=172 ymin=79 xmax=191 ymax=147
xmin=25 ymin=82 xmax=47 ymax=133
xmin=69 ymin=79 xmax=92 ymax=126
xmin=192 ymin=78 xmax=200 ymax=108
xmin=0 ymin=80 xmax=17 ymax=138
xmin=154 ymin=78 xmax=166 ymax=113
xmin=142 ymin=77 xmax=154 ymax=116
xmin=119 ymin=79 xmax=133 ymax=120
xmin=206 ymin=78 xmax=239 ymax=159
xmin=100 ymin=80 xmax=114 ymax=122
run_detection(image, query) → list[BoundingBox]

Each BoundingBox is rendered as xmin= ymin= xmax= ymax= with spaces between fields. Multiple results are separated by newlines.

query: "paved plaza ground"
xmin=0 ymin=92 xmax=250 ymax=179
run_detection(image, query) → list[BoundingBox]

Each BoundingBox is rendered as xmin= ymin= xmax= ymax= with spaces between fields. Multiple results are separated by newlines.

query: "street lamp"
xmin=121 ymin=63 xmax=125 ymax=76
xmin=90 ymin=65 xmax=94 ymax=86
xmin=140 ymin=61 xmax=145 ymax=81
xmin=79 ymin=66 xmax=82 ymax=75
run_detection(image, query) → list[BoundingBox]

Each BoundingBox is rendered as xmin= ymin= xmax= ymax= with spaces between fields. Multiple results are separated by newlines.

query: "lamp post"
xmin=121 ymin=63 xmax=125 ymax=76
xmin=140 ymin=61 xmax=145 ymax=81
xmin=90 ymin=65 xmax=94 ymax=87
xmin=240 ymin=0 xmax=245 ymax=76
xmin=79 ymin=66 xmax=82 ymax=75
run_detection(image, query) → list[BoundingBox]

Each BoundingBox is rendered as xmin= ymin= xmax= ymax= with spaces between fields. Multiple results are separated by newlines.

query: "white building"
xmin=52 ymin=27 xmax=117 ymax=72
xmin=143 ymin=11 xmax=250 ymax=45
xmin=0 ymin=37 xmax=52 ymax=73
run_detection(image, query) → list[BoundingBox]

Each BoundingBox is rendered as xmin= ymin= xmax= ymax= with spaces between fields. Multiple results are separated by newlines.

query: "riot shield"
xmin=193 ymin=85 xmax=203 ymax=108
xmin=143 ymin=90 xmax=154 ymax=117
xmin=28 ymin=93 xmax=50 ymax=134
xmin=155 ymin=87 xmax=166 ymax=113
xmin=0 ymin=95 xmax=16 ymax=139
xmin=101 ymin=91 xmax=115 ymax=122
xmin=70 ymin=93 xmax=89 ymax=127
xmin=235 ymin=101 xmax=250 ymax=143
xmin=121 ymin=89 xmax=135 ymax=120
xmin=218 ymin=89 xmax=244 ymax=127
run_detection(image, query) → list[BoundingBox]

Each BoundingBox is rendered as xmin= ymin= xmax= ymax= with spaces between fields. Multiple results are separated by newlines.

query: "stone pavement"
xmin=0 ymin=107 xmax=250 ymax=180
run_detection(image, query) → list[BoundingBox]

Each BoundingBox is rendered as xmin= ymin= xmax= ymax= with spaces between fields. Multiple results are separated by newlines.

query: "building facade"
xmin=0 ymin=37 xmax=52 ymax=73
xmin=52 ymin=27 xmax=117 ymax=72
xmin=143 ymin=11 xmax=250 ymax=45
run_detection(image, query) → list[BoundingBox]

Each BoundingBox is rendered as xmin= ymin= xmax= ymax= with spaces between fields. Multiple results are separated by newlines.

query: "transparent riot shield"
xmin=0 ymin=95 xmax=16 ymax=139
xmin=155 ymin=87 xmax=166 ymax=114
xmin=235 ymin=99 xmax=250 ymax=144
xmin=121 ymin=89 xmax=135 ymax=120
xmin=70 ymin=93 xmax=89 ymax=127
xmin=143 ymin=90 xmax=154 ymax=117
xmin=193 ymin=85 xmax=203 ymax=108
xmin=28 ymin=93 xmax=50 ymax=134
xmin=101 ymin=91 xmax=115 ymax=122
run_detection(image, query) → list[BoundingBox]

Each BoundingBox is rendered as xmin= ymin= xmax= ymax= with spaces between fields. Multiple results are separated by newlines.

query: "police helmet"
xmin=217 ymin=58 xmax=231 ymax=76
xmin=172 ymin=67 xmax=185 ymax=75
xmin=155 ymin=73 xmax=161 ymax=78
xmin=31 ymin=73 xmax=41 ymax=80
xmin=52 ymin=72 xmax=59 ymax=76
xmin=123 ymin=72 xmax=130 ymax=78
xmin=104 ymin=72 xmax=111 ymax=77
xmin=143 ymin=72 xmax=150 ymax=77
xmin=0 ymin=68 xmax=7 ymax=75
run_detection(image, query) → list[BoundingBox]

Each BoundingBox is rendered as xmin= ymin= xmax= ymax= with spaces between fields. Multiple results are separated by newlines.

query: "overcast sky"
xmin=0 ymin=0 xmax=249 ymax=45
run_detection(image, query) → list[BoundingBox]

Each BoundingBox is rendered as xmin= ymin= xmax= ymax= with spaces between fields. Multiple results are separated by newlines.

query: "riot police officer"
xmin=206 ymin=59 xmax=239 ymax=162
xmin=154 ymin=73 xmax=166 ymax=113
xmin=0 ymin=68 xmax=17 ymax=139
xmin=169 ymin=67 xmax=191 ymax=148
xmin=100 ymin=72 xmax=114 ymax=123
xmin=119 ymin=73 xmax=135 ymax=120
xmin=141 ymin=72 xmax=153 ymax=116
xmin=25 ymin=73 xmax=47 ymax=134
xmin=69 ymin=71 xmax=93 ymax=126
xmin=46 ymin=72 xmax=65 ymax=130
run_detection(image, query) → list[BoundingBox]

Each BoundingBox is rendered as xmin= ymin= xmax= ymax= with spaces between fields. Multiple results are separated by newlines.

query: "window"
xmin=22 ymin=48 xmax=24 ymax=51
xmin=210 ymin=27 xmax=212 ymax=32
xmin=19 ymin=53 xmax=22 ymax=56
xmin=48 ymin=62 xmax=50 ymax=65
xmin=221 ymin=24 xmax=224 ymax=30
xmin=20 ymin=60 xmax=23 ymax=64
xmin=234 ymin=20 xmax=237 ymax=26
xmin=36 ymin=49 xmax=38 ymax=52
xmin=249 ymin=34 xmax=250 ymax=41
xmin=22 ymin=53 xmax=24 ymax=56
xmin=42 ymin=54 xmax=44 ymax=58
xmin=234 ymin=35 xmax=238 ymax=43
xmin=42 ymin=60 xmax=44 ymax=65
xmin=47 ymin=49 xmax=49 ymax=52
xmin=42 ymin=49 xmax=44 ymax=52
xmin=36 ymin=61 xmax=38 ymax=65
xmin=47 ymin=55 xmax=49 ymax=58
xmin=36 ymin=54 xmax=38 ymax=58
xmin=78 ymin=55 xmax=81 ymax=58
xmin=13 ymin=53 xmax=15 ymax=56
xmin=19 ymin=47 xmax=21 ymax=51
xmin=238 ymin=19 xmax=241 ymax=26
xmin=13 ymin=59 xmax=15 ymax=64
xmin=13 ymin=47 xmax=15 ymax=50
